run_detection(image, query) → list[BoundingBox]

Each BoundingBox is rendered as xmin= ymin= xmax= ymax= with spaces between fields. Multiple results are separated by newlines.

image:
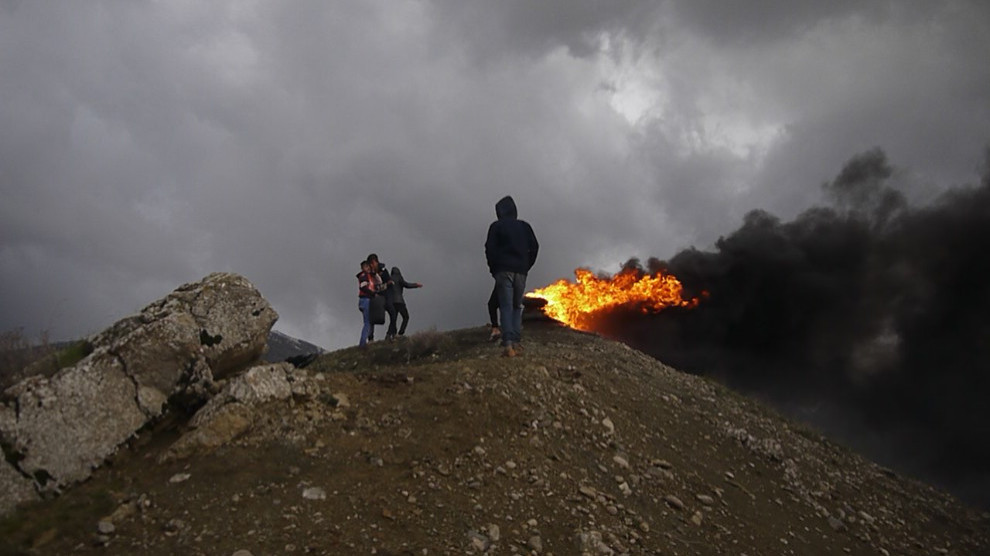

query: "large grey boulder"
xmin=0 ymin=272 xmax=277 ymax=514
xmin=162 ymin=362 xmax=319 ymax=461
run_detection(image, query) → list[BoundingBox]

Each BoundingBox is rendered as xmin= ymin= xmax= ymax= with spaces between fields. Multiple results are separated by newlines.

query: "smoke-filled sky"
xmin=2 ymin=1 xmax=989 ymax=349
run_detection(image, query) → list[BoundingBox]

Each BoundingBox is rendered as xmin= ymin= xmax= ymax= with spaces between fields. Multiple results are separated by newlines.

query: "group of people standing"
xmin=356 ymin=253 xmax=423 ymax=348
xmin=356 ymin=195 xmax=538 ymax=358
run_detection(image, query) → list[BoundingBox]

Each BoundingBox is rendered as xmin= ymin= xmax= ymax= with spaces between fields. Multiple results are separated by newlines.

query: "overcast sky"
xmin=2 ymin=1 xmax=988 ymax=350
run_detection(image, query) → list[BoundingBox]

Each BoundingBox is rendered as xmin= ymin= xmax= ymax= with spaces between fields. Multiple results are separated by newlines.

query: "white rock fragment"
xmin=601 ymin=417 xmax=615 ymax=434
xmin=302 ymin=487 xmax=327 ymax=500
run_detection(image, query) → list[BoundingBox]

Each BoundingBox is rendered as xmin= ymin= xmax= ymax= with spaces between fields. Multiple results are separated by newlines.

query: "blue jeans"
xmin=494 ymin=271 xmax=526 ymax=346
xmin=358 ymin=297 xmax=371 ymax=346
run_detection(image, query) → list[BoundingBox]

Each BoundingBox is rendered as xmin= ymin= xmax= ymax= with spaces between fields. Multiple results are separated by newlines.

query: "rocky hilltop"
xmin=1 ymin=273 xmax=277 ymax=515
xmin=2 ymin=315 xmax=987 ymax=554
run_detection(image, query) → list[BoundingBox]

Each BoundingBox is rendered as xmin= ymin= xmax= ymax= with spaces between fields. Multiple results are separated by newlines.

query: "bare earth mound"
xmin=2 ymin=322 xmax=987 ymax=555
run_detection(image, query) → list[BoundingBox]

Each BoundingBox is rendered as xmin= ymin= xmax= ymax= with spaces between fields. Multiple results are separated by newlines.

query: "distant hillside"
xmin=263 ymin=330 xmax=325 ymax=363
xmin=1 ymin=323 xmax=986 ymax=554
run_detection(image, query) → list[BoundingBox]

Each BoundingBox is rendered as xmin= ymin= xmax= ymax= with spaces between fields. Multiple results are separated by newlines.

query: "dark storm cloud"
xmin=427 ymin=0 xmax=660 ymax=60
xmin=668 ymin=0 xmax=879 ymax=46
xmin=1 ymin=0 xmax=988 ymax=362
xmin=590 ymin=148 xmax=990 ymax=507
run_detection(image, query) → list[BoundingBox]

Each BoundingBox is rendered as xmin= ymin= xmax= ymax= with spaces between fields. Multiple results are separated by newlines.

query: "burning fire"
xmin=527 ymin=268 xmax=699 ymax=330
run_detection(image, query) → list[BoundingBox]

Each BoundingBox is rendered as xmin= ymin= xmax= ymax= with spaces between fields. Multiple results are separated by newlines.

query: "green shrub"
xmin=0 ymin=329 xmax=92 ymax=390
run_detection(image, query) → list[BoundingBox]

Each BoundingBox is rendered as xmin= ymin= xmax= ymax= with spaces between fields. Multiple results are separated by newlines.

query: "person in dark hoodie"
xmin=386 ymin=266 xmax=423 ymax=337
xmin=485 ymin=196 xmax=539 ymax=357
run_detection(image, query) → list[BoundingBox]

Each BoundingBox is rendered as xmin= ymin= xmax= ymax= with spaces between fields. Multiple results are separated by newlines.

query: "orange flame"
xmin=527 ymin=268 xmax=699 ymax=330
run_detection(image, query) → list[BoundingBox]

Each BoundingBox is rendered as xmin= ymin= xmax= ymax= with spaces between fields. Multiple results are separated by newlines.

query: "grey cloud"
xmin=427 ymin=0 xmax=662 ymax=61
xmin=1 ymin=0 xmax=988 ymax=356
xmin=668 ymin=0 xmax=878 ymax=46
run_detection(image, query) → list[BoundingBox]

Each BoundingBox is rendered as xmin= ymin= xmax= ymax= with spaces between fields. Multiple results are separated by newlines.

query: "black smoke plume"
xmin=592 ymin=148 xmax=990 ymax=508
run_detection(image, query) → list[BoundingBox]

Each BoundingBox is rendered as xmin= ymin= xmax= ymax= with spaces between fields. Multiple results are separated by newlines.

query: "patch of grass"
xmin=310 ymin=327 xmax=458 ymax=373
xmin=0 ymin=328 xmax=53 ymax=390
xmin=19 ymin=340 xmax=93 ymax=384
xmin=53 ymin=340 xmax=93 ymax=369
xmin=0 ymin=329 xmax=92 ymax=391
xmin=401 ymin=327 xmax=450 ymax=363
xmin=0 ymin=487 xmax=115 ymax=554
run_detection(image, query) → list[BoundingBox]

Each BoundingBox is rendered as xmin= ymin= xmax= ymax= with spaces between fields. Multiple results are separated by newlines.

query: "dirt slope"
xmin=2 ymin=322 xmax=987 ymax=555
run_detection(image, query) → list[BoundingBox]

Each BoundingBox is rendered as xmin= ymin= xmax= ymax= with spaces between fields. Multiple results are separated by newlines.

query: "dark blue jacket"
xmin=485 ymin=196 xmax=539 ymax=275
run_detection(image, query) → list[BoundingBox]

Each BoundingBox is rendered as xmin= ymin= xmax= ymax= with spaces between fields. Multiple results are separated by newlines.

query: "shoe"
xmin=489 ymin=327 xmax=502 ymax=341
xmin=502 ymin=345 xmax=517 ymax=358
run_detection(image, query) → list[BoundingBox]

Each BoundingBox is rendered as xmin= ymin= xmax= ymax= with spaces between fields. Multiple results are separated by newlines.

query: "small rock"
xmin=332 ymin=392 xmax=350 ymax=408
xmin=696 ymin=494 xmax=715 ymax=506
xmin=664 ymin=495 xmax=684 ymax=510
xmin=473 ymin=446 xmax=486 ymax=456
xmin=528 ymin=535 xmax=543 ymax=552
xmin=302 ymin=487 xmax=327 ymax=500
xmin=827 ymin=516 xmax=846 ymax=531
xmin=467 ymin=530 xmax=490 ymax=551
xmin=109 ymin=500 xmax=138 ymax=522
xmin=690 ymin=511 xmax=703 ymax=526
xmin=164 ymin=518 xmax=186 ymax=536
xmin=576 ymin=530 xmax=615 ymax=555
xmin=601 ymin=417 xmax=615 ymax=434
xmin=169 ymin=473 xmax=191 ymax=484
xmin=487 ymin=524 xmax=501 ymax=542
xmin=579 ymin=486 xmax=598 ymax=499
xmin=96 ymin=520 xmax=115 ymax=535
xmin=613 ymin=455 xmax=629 ymax=469
xmin=232 ymin=551 xmax=253 ymax=556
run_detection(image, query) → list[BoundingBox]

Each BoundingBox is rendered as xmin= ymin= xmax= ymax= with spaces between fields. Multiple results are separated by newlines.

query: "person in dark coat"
xmin=387 ymin=266 xmax=423 ymax=337
xmin=484 ymin=195 xmax=539 ymax=357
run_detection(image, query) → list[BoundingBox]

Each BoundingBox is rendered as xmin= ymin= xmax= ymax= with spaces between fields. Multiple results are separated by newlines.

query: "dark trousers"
xmin=385 ymin=301 xmax=400 ymax=338
xmin=388 ymin=302 xmax=410 ymax=336
xmin=494 ymin=271 xmax=526 ymax=346
xmin=488 ymin=287 xmax=499 ymax=327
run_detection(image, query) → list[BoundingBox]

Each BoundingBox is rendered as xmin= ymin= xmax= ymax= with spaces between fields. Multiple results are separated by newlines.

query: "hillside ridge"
xmin=2 ymin=322 xmax=987 ymax=555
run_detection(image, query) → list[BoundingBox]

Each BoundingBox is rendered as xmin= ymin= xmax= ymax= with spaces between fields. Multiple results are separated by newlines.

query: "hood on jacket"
xmin=391 ymin=267 xmax=402 ymax=280
xmin=495 ymin=196 xmax=517 ymax=220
